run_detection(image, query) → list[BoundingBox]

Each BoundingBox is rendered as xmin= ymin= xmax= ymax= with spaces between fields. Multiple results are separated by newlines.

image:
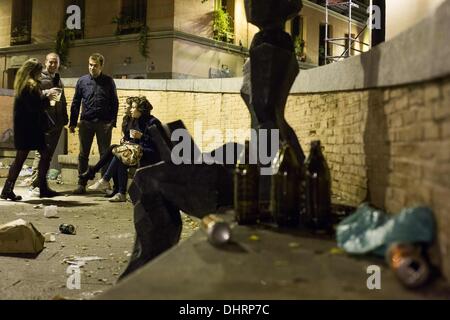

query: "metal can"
xmin=201 ymin=214 xmax=231 ymax=246
xmin=59 ymin=224 xmax=76 ymax=235
xmin=386 ymin=243 xmax=430 ymax=289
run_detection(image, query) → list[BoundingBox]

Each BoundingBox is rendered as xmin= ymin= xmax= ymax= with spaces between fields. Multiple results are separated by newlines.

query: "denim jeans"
xmin=103 ymin=156 xmax=128 ymax=194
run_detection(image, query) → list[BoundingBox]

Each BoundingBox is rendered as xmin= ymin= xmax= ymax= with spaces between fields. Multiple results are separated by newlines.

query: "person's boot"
xmin=1 ymin=180 xmax=22 ymax=201
xmin=78 ymin=166 xmax=96 ymax=185
xmin=39 ymin=179 xmax=59 ymax=198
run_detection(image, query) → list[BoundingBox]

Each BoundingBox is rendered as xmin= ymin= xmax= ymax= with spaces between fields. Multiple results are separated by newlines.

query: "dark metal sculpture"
xmin=241 ymin=0 xmax=305 ymax=212
xmin=120 ymin=122 xmax=238 ymax=279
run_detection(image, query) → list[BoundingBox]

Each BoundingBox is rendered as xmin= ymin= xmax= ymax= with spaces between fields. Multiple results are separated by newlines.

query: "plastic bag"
xmin=336 ymin=203 xmax=435 ymax=256
xmin=47 ymin=169 xmax=60 ymax=180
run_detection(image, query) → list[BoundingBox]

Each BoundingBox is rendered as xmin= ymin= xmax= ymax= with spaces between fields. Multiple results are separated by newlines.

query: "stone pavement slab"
xmin=99 ymin=212 xmax=450 ymax=300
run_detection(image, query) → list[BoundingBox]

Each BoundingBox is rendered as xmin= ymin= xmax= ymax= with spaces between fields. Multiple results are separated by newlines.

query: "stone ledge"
xmin=58 ymin=154 xmax=100 ymax=167
xmin=58 ymin=154 xmax=137 ymax=184
xmin=58 ymin=154 xmax=101 ymax=184
xmin=0 ymin=89 xmax=14 ymax=96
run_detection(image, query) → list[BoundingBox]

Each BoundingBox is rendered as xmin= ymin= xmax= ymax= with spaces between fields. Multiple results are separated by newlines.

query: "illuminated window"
xmin=115 ymin=0 xmax=147 ymax=35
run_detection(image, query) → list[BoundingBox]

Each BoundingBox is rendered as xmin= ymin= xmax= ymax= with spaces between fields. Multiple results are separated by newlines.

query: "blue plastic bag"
xmin=336 ymin=203 xmax=435 ymax=257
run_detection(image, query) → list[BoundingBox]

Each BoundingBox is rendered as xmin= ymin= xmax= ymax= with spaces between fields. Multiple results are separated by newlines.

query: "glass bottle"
xmin=304 ymin=140 xmax=332 ymax=230
xmin=234 ymin=140 xmax=259 ymax=225
xmin=270 ymin=142 xmax=301 ymax=227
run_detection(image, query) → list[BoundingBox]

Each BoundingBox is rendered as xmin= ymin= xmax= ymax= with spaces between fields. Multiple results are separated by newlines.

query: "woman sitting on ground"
xmin=79 ymin=96 xmax=162 ymax=202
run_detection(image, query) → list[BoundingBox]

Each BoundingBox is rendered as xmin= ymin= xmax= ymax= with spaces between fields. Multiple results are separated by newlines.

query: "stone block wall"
xmin=64 ymin=88 xmax=252 ymax=157
xmin=0 ymin=95 xmax=13 ymax=139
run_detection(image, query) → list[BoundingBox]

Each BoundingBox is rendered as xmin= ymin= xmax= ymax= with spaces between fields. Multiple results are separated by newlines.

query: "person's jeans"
xmin=30 ymin=125 xmax=64 ymax=187
xmin=103 ymin=156 xmax=128 ymax=194
xmin=8 ymin=148 xmax=51 ymax=187
xmin=77 ymin=120 xmax=113 ymax=186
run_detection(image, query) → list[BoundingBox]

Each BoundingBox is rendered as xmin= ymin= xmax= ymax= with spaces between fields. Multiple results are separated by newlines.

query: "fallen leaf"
xmin=330 ymin=247 xmax=345 ymax=255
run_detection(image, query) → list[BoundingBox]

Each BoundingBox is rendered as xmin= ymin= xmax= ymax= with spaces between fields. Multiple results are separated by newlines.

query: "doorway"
xmin=319 ymin=23 xmax=332 ymax=66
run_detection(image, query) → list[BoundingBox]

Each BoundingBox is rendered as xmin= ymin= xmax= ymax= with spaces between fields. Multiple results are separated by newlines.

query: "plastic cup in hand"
xmin=130 ymin=129 xmax=141 ymax=139
xmin=54 ymin=89 xmax=62 ymax=102
xmin=50 ymin=88 xmax=62 ymax=106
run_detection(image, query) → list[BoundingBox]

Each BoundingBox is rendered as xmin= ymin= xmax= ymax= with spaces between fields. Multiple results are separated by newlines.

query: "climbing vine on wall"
xmin=55 ymin=28 xmax=76 ymax=67
xmin=138 ymin=25 xmax=149 ymax=59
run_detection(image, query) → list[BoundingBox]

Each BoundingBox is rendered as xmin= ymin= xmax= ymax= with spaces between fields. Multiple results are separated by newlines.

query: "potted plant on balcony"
xmin=213 ymin=7 xmax=234 ymax=44
xmin=294 ymin=36 xmax=307 ymax=62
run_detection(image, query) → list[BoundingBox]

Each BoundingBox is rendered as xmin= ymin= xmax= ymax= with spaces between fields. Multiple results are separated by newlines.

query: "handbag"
xmin=112 ymin=142 xmax=143 ymax=166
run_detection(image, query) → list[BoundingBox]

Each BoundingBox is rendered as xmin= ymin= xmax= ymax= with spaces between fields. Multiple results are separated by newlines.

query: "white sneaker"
xmin=109 ymin=193 xmax=127 ymax=202
xmin=30 ymin=187 xmax=40 ymax=197
xmin=87 ymin=179 xmax=111 ymax=191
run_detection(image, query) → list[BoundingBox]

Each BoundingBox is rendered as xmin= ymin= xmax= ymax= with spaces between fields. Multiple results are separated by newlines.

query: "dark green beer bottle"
xmin=304 ymin=140 xmax=332 ymax=230
xmin=234 ymin=140 xmax=259 ymax=225
xmin=270 ymin=142 xmax=301 ymax=227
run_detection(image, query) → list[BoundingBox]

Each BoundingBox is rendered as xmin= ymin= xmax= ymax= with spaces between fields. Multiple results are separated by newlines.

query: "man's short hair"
xmin=46 ymin=52 xmax=60 ymax=63
xmin=89 ymin=53 xmax=105 ymax=66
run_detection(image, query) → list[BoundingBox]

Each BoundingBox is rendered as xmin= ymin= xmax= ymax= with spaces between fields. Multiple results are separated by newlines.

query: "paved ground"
xmin=1 ymin=178 xmax=449 ymax=300
xmin=0 ymin=178 xmax=200 ymax=300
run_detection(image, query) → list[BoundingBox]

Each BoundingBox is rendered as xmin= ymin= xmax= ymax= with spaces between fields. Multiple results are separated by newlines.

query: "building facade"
xmin=386 ymin=0 xmax=446 ymax=40
xmin=0 ymin=0 xmax=370 ymax=89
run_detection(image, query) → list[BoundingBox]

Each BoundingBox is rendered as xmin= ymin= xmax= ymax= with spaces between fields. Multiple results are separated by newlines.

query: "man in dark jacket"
xmin=69 ymin=53 xmax=119 ymax=194
xmin=28 ymin=52 xmax=68 ymax=192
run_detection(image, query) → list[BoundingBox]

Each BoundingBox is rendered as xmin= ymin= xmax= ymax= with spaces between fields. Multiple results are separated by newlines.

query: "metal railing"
xmin=325 ymin=0 xmax=371 ymax=64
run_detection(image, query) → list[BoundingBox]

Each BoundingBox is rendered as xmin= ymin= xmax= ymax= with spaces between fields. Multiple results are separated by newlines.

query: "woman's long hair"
xmin=14 ymin=58 xmax=43 ymax=96
xmin=122 ymin=96 xmax=153 ymax=135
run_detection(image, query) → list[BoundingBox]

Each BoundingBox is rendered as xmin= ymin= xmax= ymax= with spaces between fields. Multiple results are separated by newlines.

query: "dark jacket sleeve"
xmin=69 ymin=79 xmax=82 ymax=127
xmin=139 ymin=118 xmax=162 ymax=165
xmin=110 ymin=79 xmax=119 ymax=127
xmin=60 ymin=81 xmax=69 ymax=126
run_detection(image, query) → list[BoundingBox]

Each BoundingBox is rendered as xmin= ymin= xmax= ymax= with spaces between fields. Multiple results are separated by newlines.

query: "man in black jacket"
xmin=28 ymin=52 xmax=68 ymax=193
xmin=69 ymin=53 xmax=119 ymax=194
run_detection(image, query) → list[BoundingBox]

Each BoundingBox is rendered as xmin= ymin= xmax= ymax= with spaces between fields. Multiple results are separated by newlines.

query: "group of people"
xmin=1 ymin=52 xmax=162 ymax=202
